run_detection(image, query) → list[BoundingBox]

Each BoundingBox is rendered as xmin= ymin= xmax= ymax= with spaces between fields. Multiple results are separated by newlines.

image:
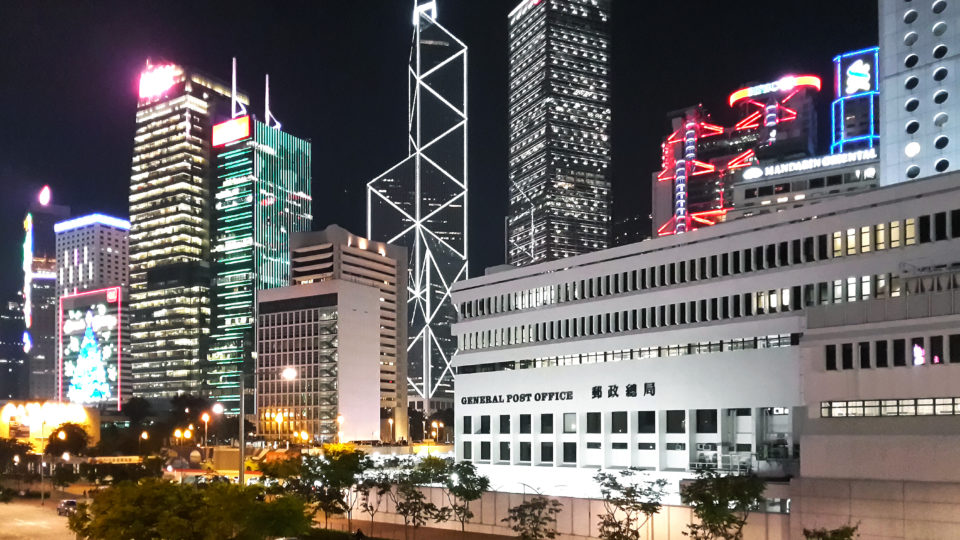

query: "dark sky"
xmin=0 ymin=0 xmax=877 ymax=297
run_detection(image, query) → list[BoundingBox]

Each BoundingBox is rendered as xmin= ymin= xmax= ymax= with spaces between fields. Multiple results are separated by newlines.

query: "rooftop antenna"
xmin=265 ymin=74 xmax=282 ymax=130
xmin=231 ymin=57 xmax=247 ymax=118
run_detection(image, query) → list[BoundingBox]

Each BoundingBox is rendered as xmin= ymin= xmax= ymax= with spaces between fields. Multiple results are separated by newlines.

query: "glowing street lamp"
xmin=174 ymin=428 xmax=183 ymax=446
xmin=201 ymin=412 xmax=211 ymax=461
xmin=57 ymin=430 xmax=66 ymax=441
xmin=139 ymin=431 xmax=149 ymax=454
xmin=388 ymin=418 xmax=395 ymax=443
xmin=184 ymin=429 xmax=192 ymax=441
xmin=212 ymin=403 xmax=224 ymax=415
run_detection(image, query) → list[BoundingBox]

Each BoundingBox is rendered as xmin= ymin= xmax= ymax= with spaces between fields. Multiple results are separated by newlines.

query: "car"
xmin=57 ymin=499 xmax=77 ymax=516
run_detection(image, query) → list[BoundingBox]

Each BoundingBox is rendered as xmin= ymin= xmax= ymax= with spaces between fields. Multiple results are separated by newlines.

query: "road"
xmin=0 ymin=500 xmax=74 ymax=540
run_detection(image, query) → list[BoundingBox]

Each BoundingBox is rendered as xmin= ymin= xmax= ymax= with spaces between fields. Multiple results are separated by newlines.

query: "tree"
xmin=45 ymin=422 xmax=90 ymax=456
xmin=297 ymin=444 xmax=370 ymax=529
xmin=502 ymin=495 xmax=564 ymax=540
xmin=0 ymin=437 xmax=32 ymax=476
xmin=52 ymin=464 xmax=79 ymax=491
xmin=595 ymin=468 xmax=668 ymax=540
xmin=803 ymin=523 xmax=860 ymax=540
xmin=408 ymin=406 xmax=425 ymax=441
xmin=445 ymin=460 xmax=490 ymax=536
xmin=358 ymin=469 xmax=393 ymax=538
xmin=122 ymin=396 xmax=153 ymax=426
xmin=394 ymin=478 xmax=440 ymax=540
xmin=681 ymin=471 xmax=766 ymax=540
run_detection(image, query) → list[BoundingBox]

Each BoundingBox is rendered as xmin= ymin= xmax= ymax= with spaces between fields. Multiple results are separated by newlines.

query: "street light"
xmin=388 ymin=418 xmax=394 ymax=443
xmin=139 ymin=431 xmax=149 ymax=454
xmin=212 ymin=403 xmax=224 ymax=415
xmin=184 ymin=429 xmax=192 ymax=441
xmin=201 ymin=412 xmax=211 ymax=461
xmin=41 ymin=430 xmax=65 ymax=507
xmin=174 ymin=428 xmax=183 ymax=446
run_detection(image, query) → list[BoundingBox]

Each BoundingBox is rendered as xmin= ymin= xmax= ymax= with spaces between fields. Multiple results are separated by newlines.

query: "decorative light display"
xmin=212 ymin=115 xmax=252 ymax=147
xmin=59 ymin=287 xmax=122 ymax=410
xmin=831 ymin=47 xmax=879 ymax=154
xmin=138 ymin=63 xmax=181 ymax=100
xmin=38 ymin=185 xmax=51 ymax=206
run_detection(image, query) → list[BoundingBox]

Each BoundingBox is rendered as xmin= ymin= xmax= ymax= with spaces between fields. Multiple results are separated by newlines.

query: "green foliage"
xmin=394 ymin=480 xmax=440 ymax=540
xmin=122 ymin=396 xmax=153 ymax=426
xmin=680 ymin=470 xmax=766 ymax=540
xmin=358 ymin=470 xmax=393 ymax=537
xmin=595 ymin=468 xmax=668 ymax=540
xmin=408 ymin=406 xmax=425 ymax=441
xmin=66 ymin=478 xmax=311 ymax=540
xmin=296 ymin=444 xmax=371 ymax=528
xmin=0 ymin=437 xmax=32 ymax=476
xmin=502 ymin=495 xmax=563 ymax=540
xmin=445 ymin=460 xmax=491 ymax=533
xmin=803 ymin=523 xmax=860 ymax=540
xmin=45 ymin=422 xmax=90 ymax=456
xmin=52 ymin=464 xmax=79 ymax=489
xmin=259 ymin=456 xmax=302 ymax=481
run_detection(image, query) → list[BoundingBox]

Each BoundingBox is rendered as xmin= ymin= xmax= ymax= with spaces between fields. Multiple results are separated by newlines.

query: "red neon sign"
xmin=213 ymin=116 xmax=251 ymax=147
xmin=728 ymin=75 xmax=821 ymax=107
xmin=139 ymin=64 xmax=181 ymax=99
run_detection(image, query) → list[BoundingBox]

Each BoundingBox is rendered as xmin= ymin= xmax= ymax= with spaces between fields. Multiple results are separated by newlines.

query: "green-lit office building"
xmin=207 ymin=115 xmax=312 ymax=412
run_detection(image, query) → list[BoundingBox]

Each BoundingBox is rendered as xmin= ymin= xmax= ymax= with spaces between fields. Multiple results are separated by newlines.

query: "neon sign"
xmin=741 ymin=148 xmax=878 ymax=181
xmin=831 ymin=47 xmax=879 ymax=154
xmin=212 ymin=115 xmax=251 ymax=147
xmin=729 ymin=75 xmax=822 ymax=106
xmin=22 ymin=214 xmax=33 ymax=331
xmin=54 ymin=214 xmax=130 ymax=233
xmin=845 ymin=59 xmax=872 ymax=95
xmin=138 ymin=64 xmax=181 ymax=99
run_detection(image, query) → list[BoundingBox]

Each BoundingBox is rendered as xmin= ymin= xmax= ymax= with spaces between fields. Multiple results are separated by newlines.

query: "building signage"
xmin=212 ymin=115 xmax=251 ymax=147
xmin=59 ymin=287 xmax=122 ymax=409
xmin=742 ymin=148 xmax=877 ymax=181
xmin=728 ymin=75 xmax=821 ymax=106
xmin=461 ymin=391 xmax=574 ymax=405
xmin=836 ymin=48 xmax=878 ymax=98
xmin=591 ymin=382 xmax=655 ymax=399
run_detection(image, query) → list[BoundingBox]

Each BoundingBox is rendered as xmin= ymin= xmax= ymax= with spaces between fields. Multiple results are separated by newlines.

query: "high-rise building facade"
xmin=23 ymin=186 xmax=70 ymax=399
xmin=0 ymin=298 xmax=27 ymax=401
xmin=831 ymin=47 xmax=880 ymax=154
xmin=128 ymin=61 xmax=248 ymax=401
xmin=55 ymin=214 xmax=130 ymax=296
xmin=207 ymin=115 xmax=312 ymax=412
xmin=879 ymin=1 xmax=958 ymax=184
xmin=290 ymin=225 xmax=409 ymax=440
xmin=506 ymin=0 xmax=612 ymax=265
xmin=367 ymin=1 xmax=466 ymax=413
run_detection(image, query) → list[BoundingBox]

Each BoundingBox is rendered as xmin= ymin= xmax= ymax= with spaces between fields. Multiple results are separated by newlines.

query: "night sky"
xmin=0 ymin=0 xmax=877 ymax=298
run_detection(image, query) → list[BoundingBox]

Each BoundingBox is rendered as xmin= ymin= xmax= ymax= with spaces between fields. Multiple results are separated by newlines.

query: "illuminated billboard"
xmin=831 ymin=47 xmax=880 ymax=154
xmin=212 ymin=115 xmax=251 ymax=146
xmin=58 ymin=287 xmax=123 ymax=410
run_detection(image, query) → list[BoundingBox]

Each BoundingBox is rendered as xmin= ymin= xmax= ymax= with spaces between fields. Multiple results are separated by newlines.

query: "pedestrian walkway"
xmin=325 ymin=516 xmax=514 ymax=540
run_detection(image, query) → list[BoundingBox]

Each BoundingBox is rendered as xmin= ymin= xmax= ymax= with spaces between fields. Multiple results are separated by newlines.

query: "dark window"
xmin=462 ymin=416 xmax=472 ymax=434
xmin=519 ymin=414 xmax=531 ymax=434
xmin=935 ymin=212 xmax=948 ymax=241
xmin=480 ymin=442 xmax=490 ymax=461
xmin=666 ymin=410 xmax=685 ymax=433
xmin=817 ymin=234 xmax=828 ymax=260
xmin=586 ymin=412 xmax=601 ymax=434
xmin=842 ymin=343 xmax=854 ymax=370
xmin=638 ymin=442 xmax=656 ymax=450
xmin=736 ymin=408 xmax=751 ymax=416
xmin=562 ymin=442 xmax=577 ymax=463
xmin=952 ymin=210 xmax=960 ymax=238
xmin=540 ymin=442 xmax=554 ymax=462
xmin=876 ymin=340 xmax=889 ymax=367
xmin=586 ymin=442 xmax=601 ymax=449
xmin=951 ymin=335 xmax=960 ymax=363
xmin=696 ymin=409 xmax=718 ymax=433
xmin=826 ymin=344 xmax=837 ymax=370
xmin=499 ymin=442 xmax=510 ymax=462
xmin=479 ymin=416 xmax=490 ymax=434
xmin=666 ymin=443 xmax=686 ymax=451
xmin=612 ymin=442 xmax=628 ymax=450
xmin=637 ymin=411 xmax=655 ymax=433
xmin=859 ymin=342 xmax=870 ymax=368
xmin=931 ymin=335 xmax=944 ymax=363
xmin=803 ymin=237 xmax=814 ymax=261
xmin=500 ymin=415 xmax=510 ymax=434
xmin=519 ymin=442 xmax=531 ymax=462
xmin=611 ymin=411 xmax=628 ymax=434
xmin=735 ymin=443 xmax=752 ymax=452
xmin=919 ymin=215 xmax=932 ymax=243
xmin=893 ymin=339 xmax=906 ymax=366
xmin=463 ymin=441 xmax=472 ymax=460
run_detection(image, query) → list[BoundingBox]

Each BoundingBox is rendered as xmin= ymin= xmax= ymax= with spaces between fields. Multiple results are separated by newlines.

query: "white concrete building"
xmin=256 ymin=280 xmax=382 ymax=444
xmin=54 ymin=214 xmax=129 ymax=297
xmin=451 ymin=171 xmax=960 ymax=536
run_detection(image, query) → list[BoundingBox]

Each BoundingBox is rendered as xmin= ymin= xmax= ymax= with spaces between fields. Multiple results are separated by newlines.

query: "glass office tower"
xmin=367 ymin=0 xmax=467 ymax=412
xmin=506 ymin=0 xmax=612 ymax=266
xmin=208 ymin=115 xmax=312 ymax=413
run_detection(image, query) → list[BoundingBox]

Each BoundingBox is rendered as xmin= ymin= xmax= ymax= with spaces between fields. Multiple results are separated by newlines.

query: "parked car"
xmin=57 ymin=499 xmax=77 ymax=516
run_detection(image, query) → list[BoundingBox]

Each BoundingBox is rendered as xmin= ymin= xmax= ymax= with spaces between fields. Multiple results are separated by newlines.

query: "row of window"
xmin=463 ymin=409 xmax=758 ymax=436
xmin=820 ymin=397 xmax=960 ymax=417
xmin=825 ymin=333 xmax=960 ymax=370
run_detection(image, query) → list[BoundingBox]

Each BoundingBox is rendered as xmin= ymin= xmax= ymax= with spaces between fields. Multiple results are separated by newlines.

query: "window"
xmin=893 ymin=339 xmax=907 ymax=366
xmin=931 ymin=335 xmax=944 ymax=363
xmin=479 ymin=416 xmax=490 ymax=434
xmin=696 ymin=409 xmax=718 ymax=433
xmin=666 ymin=442 xmax=686 ymax=451
xmin=563 ymin=413 xmax=577 ymax=433
xmin=951 ymin=334 xmax=960 ymax=363
xmin=558 ymin=432 xmax=582 ymax=463
xmin=463 ymin=441 xmax=472 ymax=460
xmin=586 ymin=412 xmax=601 ymax=434
xmin=876 ymin=340 xmax=889 ymax=367
xmin=842 ymin=343 xmax=854 ymax=370
xmin=499 ymin=442 xmax=510 ymax=462
xmin=586 ymin=442 xmax=601 ymax=449
xmin=500 ymin=415 xmax=510 ymax=434
xmin=905 ymin=218 xmax=917 ymax=245
xmin=637 ymin=411 xmax=655 ymax=433
xmin=480 ymin=441 xmax=490 ymax=461
xmin=540 ymin=442 xmax=554 ymax=462
xmin=611 ymin=411 xmax=627 ymax=434
xmin=519 ymin=442 xmax=531 ymax=462
xmin=638 ymin=443 xmax=656 ymax=450
xmin=519 ymin=414 xmax=531 ymax=434
xmin=890 ymin=221 xmax=902 ymax=247
xmin=462 ymin=416 xmax=472 ymax=434
xmin=859 ymin=342 xmax=871 ymax=368
xmin=666 ymin=410 xmax=685 ymax=433
xmin=826 ymin=344 xmax=837 ymax=370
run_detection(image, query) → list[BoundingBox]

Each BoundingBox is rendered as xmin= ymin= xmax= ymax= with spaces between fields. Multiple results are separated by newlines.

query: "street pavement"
xmin=0 ymin=500 xmax=74 ymax=540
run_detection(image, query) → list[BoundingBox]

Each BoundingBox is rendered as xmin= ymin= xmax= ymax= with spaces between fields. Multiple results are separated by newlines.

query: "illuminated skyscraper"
xmin=128 ymin=61 xmax=248 ymax=401
xmin=506 ymin=0 xmax=612 ymax=266
xmin=55 ymin=214 xmax=130 ymax=296
xmin=0 ymin=298 xmax=28 ymax=401
xmin=367 ymin=0 xmax=466 ymax=412
xmin=207 ymin=114 xmax=312 ymax=413
xmin=23 ymin=186 xmax=70 ymax=399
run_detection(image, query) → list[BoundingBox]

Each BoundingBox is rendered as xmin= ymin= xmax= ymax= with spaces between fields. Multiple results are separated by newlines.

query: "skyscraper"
xmin=129 ymin=61 xmax=248 ymax=402
xmin=55 ymin=214 xmax=130 ymax=297
xmin=506 ymin=0 xmax=612 ymax=266
xmin=0 ymin=298 xmax=28 ymax=401
xmin=23 ymin=186 xmax=70 ymax=399
xmin=207 ymin=114 xmax=312 ymax=413
xmin=367 ymin=0 xmax=467 ymax=413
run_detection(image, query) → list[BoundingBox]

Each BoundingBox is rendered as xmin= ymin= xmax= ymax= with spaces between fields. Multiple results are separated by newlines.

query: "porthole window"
xmin=936 ymin=159 xmax=950 ymax=172
xmin=905 ymin=54 xmax=920 ymax=68
xmin=907 ymin=165 xmax=921 ymax=178
xmin=934 ymin=44 xmax=948 ymax=58
xmin=906 ymin=141 xmax=922 ymax=157
xmin=934 ymin=67 xmax=948 ymax=81
xmin=905 ymin=31 xmax=920 ymax=45
xmin=934 ymin=21 xmax=948 ymax=35
xmin=906 ymin=98 xmax=921 ymax=111
xmin=935 ymin=90 xmax=949 ymax=104
xmin=907 ymin=120 xmax=921 ymax=134
xmin=906 ymin=76 xmax=920 ymax=89
xmin=935 ymin=112 xmax=949 ymax=126
xmin=905 ymin=9 xmax=919 ymax=22
xmin=935 ymin=135 xmax=949 ymax=149
xmin=933 ymin=0 xmax=947 ymax=14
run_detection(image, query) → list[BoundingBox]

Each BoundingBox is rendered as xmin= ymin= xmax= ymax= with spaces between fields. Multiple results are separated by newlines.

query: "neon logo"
xmin=138 ymin=64 xmax=181 ymax=99
xmin=729 ymin=75 xmax=821 ymax=106
xmin=212 ymin=116 xmax=251 ymax=147
xmin=845 ymin=59 xmax=871 ymax=95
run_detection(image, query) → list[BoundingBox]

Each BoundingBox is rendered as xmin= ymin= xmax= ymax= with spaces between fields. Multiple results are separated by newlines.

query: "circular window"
xmin=936 ymin=159 xmax=950 ymax=172
xmin=934 ymin=21 xmax=948 ymax=35
xmin=934 ymin=44 xmax=948 ymax=58
xmin=935 ymin=112 xmax=949 ymax=126
xmin=906 ymin=98 xmax=921 ymax=111
xmin=905 ymin=9 xmax=919 ymax=22
xmin=934 ymin=67 xmax=948 ymax=81
xmin=906 ymin=141 xmax=922 ymax=157
xmin=906 ymin=54 xmax=920 ymax=68
xmin=907 ymin=165 xmax=922 ymax=178
xmin=907 ymin=120 xmax=921 ymax=133
xmin=936 ymin=135 xmax=949 ymax=148
xmin=935 ymin=90 xmax=949 ymax=103
xmin=905 ymin=31 xmax=920 ymax=45
xmin=906 ymin=76 xmax=920 ymax=89
xmin=933 ymin=0 xmax=947 ymax=14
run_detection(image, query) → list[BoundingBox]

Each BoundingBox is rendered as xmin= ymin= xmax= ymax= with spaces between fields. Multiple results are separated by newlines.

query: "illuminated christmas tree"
xmin=67 ymin=311 xmax=111 ymax=403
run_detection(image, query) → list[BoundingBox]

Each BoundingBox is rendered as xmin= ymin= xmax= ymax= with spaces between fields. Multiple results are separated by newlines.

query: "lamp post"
xmin=41 ymin=430 xmax=66 ymax=506
xmin=431 ymin=421 xmax=438 ymax=442
xmin=174 ymin=428 xmax=183 ymax=446
xmin=439 ymin=422 xmax=445 ymax=443
xmin=388 ymin=418 xmax=394 ymax=443
xmin=139 ymin=431 xmax=149 ymax=455
xmin=201 ymin=412 xmax=210 ymax=461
